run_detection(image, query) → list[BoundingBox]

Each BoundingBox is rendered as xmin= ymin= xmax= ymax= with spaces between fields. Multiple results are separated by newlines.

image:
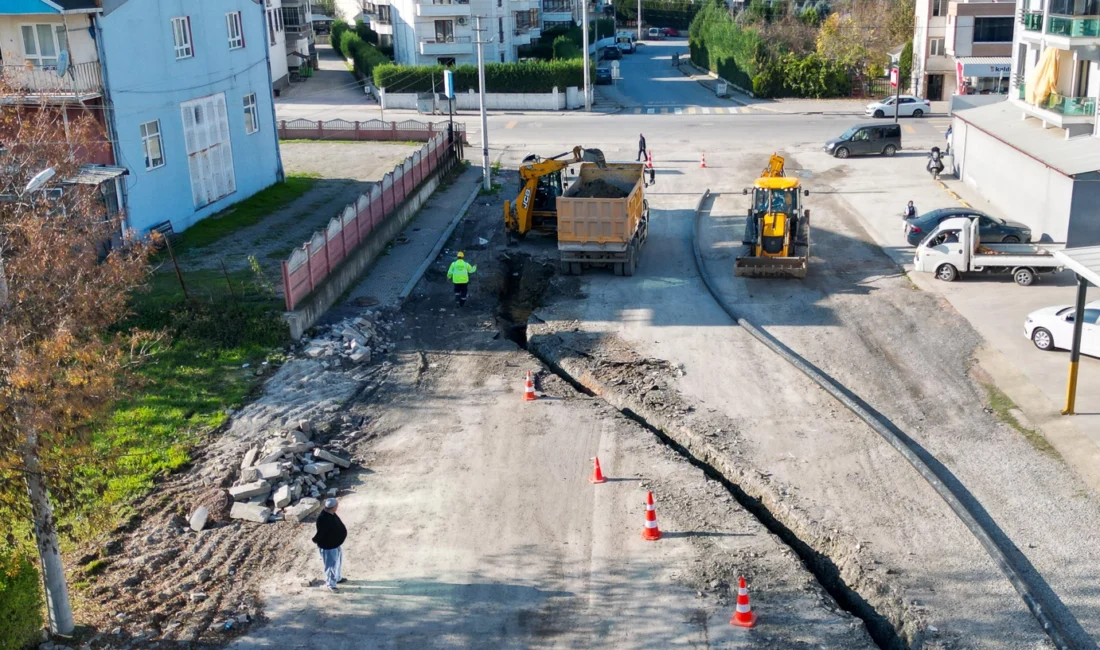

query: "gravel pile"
xmin=301 ymin=312 xmax=395 ymax=367
xmin=572 ymin=179 xmax=629 ymax=199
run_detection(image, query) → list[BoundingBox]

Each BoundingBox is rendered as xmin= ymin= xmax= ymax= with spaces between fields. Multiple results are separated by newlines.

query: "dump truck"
xmin=735 ymin=154 xmax=811 ymax=279
xmin=913 ymin=217 xmax=1063 ymax=286
xmin=556 ymin=162 xmax=649 ymax=276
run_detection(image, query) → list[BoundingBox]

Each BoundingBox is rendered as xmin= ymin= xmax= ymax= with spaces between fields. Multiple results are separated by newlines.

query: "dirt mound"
xmin=572 ymin=179 xmax=628 ymax=199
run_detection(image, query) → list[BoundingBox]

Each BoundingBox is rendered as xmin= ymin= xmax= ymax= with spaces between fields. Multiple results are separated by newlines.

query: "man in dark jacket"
xmin=637 ymin=133 xmax=646 ymax=161
xmin=312 ymin=498 xmax=347 ymax=591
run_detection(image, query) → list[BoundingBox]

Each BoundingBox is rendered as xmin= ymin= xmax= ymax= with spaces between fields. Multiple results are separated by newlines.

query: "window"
xmin=140 ymin=120 xmax=165 ymax=170
xmin=974 ymin=17 xmax=1014 ymax=43
xmin=499 ymin=16 xmax=505 ymax=42
xmin=928 ymin=38 xmax=944 ymax=56
xmin=438 ymin=57 xmax=457 ymax=66
xmin=226 ymin=11 xmax=245 ymax=49
xmin=435 ymin=20 xmax=454 ymax=41
xmin=243 ymin=93 xmax=259 ymax=134
xmin=172 ymin=16 xmax=193 ymax=59
xmin=267 ymin=9 xmax=278 ymax=44
xmin=932 ymin=0 xmax=946 ymax=17
xmin=377 ymin=6 xmax=391 ymax=24
xmin=21 ymin=23 xmax=67 ymax=67
xmin=181 ymin=93 xmax=237 ymax=208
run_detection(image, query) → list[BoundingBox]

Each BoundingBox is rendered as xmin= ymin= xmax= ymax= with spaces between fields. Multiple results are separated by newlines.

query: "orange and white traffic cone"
xmin=589 ymin=457 xmax=607 ymax=484
xmin=730 ymin=576 xmax=757 ymax=628
xmin=647 ymin=150 xmax=653 ymax=169
xmin=641 ymin=491 xmax=662 ymax=540
xmin=523 ymin=370 xmax=537 ymax=402
xmin=700 ymin=153 xmax=707 ymax=168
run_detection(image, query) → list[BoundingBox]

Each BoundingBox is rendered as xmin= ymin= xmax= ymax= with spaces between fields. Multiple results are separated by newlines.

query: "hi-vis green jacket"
xmin=447 ymin=259 xmax=477 ymax=284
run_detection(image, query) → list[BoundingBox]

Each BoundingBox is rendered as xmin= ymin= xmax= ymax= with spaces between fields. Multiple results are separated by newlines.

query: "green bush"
xmin=331 ymin=19 xmax=350 ymax=56
xmin=0 ymin=551 xmax=43 ymax=650
xmin=340 ymin=32 xmax=390 ymax=81
xmin=355 ymin=19 xmax=379 ymax=45
xmin=552 ymin=35 xmax=581 ymax=60
xmin=688 ymin=0 xmax=764 ymax=90
xmin=752 ymin=52 xmax=850 ymax=98
xmin=374 ymin=60 xmax=585 ymax=93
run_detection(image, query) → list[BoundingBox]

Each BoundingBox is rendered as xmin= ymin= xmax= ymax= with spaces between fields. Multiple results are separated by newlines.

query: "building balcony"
xmin=1047 ymin=14 xmax=1100 ymax=37
xmin=1021 ymin=10 xmax=1044 ymax=32
xmin=0 ymin=61 xmax=103 ymax=102
xmin=416 ymin=0 xmax=471 ymax=17
xmin=1014 ymin=89 xmax=1097 ymax=128
xmin=420 ymin=35 xmax=472 ymax=55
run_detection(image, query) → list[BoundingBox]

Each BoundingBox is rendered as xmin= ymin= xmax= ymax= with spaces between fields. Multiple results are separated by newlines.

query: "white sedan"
xmin=1025 ymin=301 xmax=1100 ymax=355
xmin=865 ymin=96 xmax=931 ymax=118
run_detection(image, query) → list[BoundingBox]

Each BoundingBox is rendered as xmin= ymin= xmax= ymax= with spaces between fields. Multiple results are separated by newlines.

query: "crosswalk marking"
xmin=902 ymin=124 xmax=916 ymax=134
xmin=688 ymin=107 xmax=696 ymax=114
xmin=625 ymin=105 xmax=748 ymax=116
xmin=647 ymin=108 xmax=656 ymax=114
xmin=505 ymin=120 xmax=517 ymax=129
xmin=674 ymin=107 xmax=683 ymax=115
xmin=702 ymin=107 xmax=711 ymax=114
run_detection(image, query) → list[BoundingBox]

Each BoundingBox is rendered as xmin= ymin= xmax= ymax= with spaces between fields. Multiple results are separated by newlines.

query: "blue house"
xmin=97 ymin=0 xmax=283 ymax=233
xmin=0 ymin=0 xmax=283 ymax=234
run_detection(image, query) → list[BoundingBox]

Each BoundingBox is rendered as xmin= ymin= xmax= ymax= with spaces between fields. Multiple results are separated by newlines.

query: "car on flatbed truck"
xmin=913 ymin=217 xmax=1062 ymax=286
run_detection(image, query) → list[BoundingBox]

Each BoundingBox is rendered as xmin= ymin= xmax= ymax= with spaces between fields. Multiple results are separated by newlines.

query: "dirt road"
xmin=226 ymin=176 xmax=879 ymax=650
xmin=528 ymin=147 xmax=1100 ymax=649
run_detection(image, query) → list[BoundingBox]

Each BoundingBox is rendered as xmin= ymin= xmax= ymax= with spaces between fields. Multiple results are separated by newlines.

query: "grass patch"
xmin=479 ymin=182 xmax=503 ymax=196
xmin=83 ymin=559 xmax=109 ymax=576
xmin=982 ymin=383 xmax=1058 ymax=457
xmin=172 ymin=173 xmax=320 ymax=252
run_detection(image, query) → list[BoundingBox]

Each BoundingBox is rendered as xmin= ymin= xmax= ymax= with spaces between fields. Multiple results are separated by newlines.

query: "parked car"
xmin=601 ymin=46 xmax=622 ymax=60
xmin=824 ymin=123 xmax=901 ymax=159
xmin=595 ymin=67 xmax=613 ymax=84
xmin=616 ymin=39 xmax=635 ymax=53
xmin=865 ymin=95 xmax=931 ymax=118
xmin=660 ymin=27 xmax=679 ymax=37
xmin=903 ymin=207 xmax=1033 ymax=247
xmin=1025 ymin=301 xmax=1100 ymax=354
xmin=647 ymin=27 xmax=662 ymax=39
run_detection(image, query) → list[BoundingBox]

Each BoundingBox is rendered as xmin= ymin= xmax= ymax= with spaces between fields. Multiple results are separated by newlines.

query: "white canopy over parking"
xmin=1052 ymin=247 xmax=1100 ymax=414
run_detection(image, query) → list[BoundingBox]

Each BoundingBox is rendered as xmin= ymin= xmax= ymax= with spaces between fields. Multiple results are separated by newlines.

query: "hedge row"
xmin=688 ymin=0 xmax=764 ymax=91
xmin=338 ymin=30 xmax=389 ymax=81
xmin=373 ymin=60 xmax=585 ymax=93
xmin=752 ymin=52 xmax=850 ymax=98
xmin=0 ymin=551 xmax=43 ymax=650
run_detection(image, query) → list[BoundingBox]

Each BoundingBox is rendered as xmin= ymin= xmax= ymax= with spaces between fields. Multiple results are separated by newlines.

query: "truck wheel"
xmin=1013 ymin=267 xmax=1036 ymax=286
xmin=935 ymin=263 xmax=958 ymax=282
xmin=624 ymin=245 xmax=637 ymax=277
xmin=569 ymin=262 xmax=583 ymax=275
xmin=613 ymin=262 xmax=624 ymax=276
xmin=1032 ymin=328 xmax=1055 ymax=351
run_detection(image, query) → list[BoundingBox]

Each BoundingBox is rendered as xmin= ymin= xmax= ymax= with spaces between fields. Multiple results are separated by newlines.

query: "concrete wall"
xmin=950 ymin=93 xmax=1006 ymax=113
xmin=953 ymin=116 xmax=1075 ymax=242
xmin=99 ymin=0 xmax=281 ymax=234
xmin=285 ymin=151 xmax=456 ymax=339
xmin=381 ymin=86 xmax=583 ymax=110
xmin=1067 ymin=172 xmax=1100 ymax=247
xmin=0 ymin=12 xmax=98 ymax=65
xmin=268 ymin=0 xmax=290 ymax=91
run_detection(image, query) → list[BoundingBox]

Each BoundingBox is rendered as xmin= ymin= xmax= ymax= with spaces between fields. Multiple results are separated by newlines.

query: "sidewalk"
xmin=812 ymin=147 xmax=1100 ymax=490
xmin=331 ymin=164 xmax=483 ymax=315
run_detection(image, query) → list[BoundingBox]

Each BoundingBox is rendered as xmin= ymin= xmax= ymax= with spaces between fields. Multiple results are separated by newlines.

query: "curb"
xmin=397 ymin=152 xmax=505 ymax=305
xmin=937 ymin=179 xmax=972 ymax=208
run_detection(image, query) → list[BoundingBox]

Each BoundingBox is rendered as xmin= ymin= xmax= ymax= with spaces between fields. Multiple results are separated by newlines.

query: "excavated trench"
xmin=492 ymin=257 xmax=904 ymax=650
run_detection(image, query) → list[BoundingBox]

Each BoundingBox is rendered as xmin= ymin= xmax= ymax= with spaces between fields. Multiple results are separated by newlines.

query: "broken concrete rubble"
xmin=313 ymin=448 xmax=351 ymax=468
xmin=189 ymin=506 xmax=209 ymax=533
xmin=285 ymin=497 xmax=321 ymax=523
xmin=229 ymin=502 xmax=272 ymax=524
xmin=228 ymin=481 xmax=271 ymax=501
xmin=303 ymin=461 xmax=334 ymax=475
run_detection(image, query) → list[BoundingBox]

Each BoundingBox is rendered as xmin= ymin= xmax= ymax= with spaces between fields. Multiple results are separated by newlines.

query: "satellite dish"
xmin=57 ymin=50 xmax=69 ymax=77
xmin=24 ymin=167 xmax=56 ymax=194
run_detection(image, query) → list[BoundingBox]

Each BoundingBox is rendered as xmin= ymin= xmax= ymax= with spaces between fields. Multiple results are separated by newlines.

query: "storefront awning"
xmin=63 ymin=165 xmax=128 ymax=186
xmin=956 ymin=57 xmax=1012 ymax=78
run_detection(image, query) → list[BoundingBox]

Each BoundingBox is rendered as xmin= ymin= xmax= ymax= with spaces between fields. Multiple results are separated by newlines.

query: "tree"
xmin=552 ymin=35 xmax=581 ymax=60
xmin=312 ymin=0 xmax=336 ymax=17
xmin=0 ymin=92 xmax=152 ymax=634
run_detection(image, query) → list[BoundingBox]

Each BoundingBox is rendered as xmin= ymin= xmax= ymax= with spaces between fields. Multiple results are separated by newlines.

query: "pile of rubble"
xmin=191 ymin=420 xmax=352 ymax=530
xmin=302 ymin=312 xmax=397 ymax=367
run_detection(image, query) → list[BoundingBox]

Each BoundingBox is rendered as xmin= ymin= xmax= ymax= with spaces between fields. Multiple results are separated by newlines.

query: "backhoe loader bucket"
xmin=734 ymin=254 xmax=807 ymax=279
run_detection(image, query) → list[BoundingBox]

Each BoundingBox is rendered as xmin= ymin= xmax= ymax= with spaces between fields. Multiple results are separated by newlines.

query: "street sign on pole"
xmin=890 ymin=67 xmax=898 ymax=88
xmin=891 ymin=66 xmax=901 ymax=123
xmin=443 ymin=69 xmax=455 ymax=99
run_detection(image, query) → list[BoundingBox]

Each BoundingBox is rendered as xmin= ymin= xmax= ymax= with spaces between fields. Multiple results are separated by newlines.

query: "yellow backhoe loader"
xmin=504 ymin=146 xmax=606 ymax=237
xmin=734 ymin=154 xmax=811 ymax=279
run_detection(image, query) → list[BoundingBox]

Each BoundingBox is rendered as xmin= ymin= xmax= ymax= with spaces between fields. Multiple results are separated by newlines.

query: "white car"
xmin=1025 ymin=301 xmax=1100 ymax=355
xmin=865 ymin=96 xmax=931 ymax=118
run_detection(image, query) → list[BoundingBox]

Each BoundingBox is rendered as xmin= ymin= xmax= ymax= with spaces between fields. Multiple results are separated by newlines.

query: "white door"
xmin=181 ymin=93 xmax=236 ymax=208
xmin=1082 ymin=309 xmax=1100 ymax=357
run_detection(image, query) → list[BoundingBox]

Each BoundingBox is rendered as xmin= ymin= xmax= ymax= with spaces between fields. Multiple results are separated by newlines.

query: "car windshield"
xmin=839 ymin=126 xmax=859 ymax=140
xmin=879 ymin=97 xmax=894 ymax=105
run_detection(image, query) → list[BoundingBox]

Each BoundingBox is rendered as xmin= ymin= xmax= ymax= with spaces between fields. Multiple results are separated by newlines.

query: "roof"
xmin=52 ymin=0 xmax=100 ymax=10
xmin=953 ymin=101 xmax=1100 ymax=177
xmin=955 ymin=56 xmax=1011 ymax=65
xmin=63 ymin=165 xmax=127 ymax=186
xmin=1054 ymin=246 xmax=1100 ymax=287
xmin=1 ymin=0 xmax=100 ymax=13
xmin=754 ymin=177 xmax=801 ymax=190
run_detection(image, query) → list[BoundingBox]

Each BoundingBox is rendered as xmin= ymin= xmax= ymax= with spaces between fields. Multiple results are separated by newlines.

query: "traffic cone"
xmin=730 ymin=576 xmax=757 ymax=628
xmin=646 ymin=150 xmax=653 ymax=169
xmin=700 ymin=153 xmax=707 ymax=168
xmin=641 ymin=491 xmax=662 ymax=540
xmin=523 ymin=370 xmax=537 ymax=402
xmin=589 ymin=457 xmax=607 ymax=484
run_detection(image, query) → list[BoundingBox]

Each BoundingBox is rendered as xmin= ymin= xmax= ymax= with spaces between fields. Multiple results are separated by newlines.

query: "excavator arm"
xmin=504 ymin=147 xmax=607 ymax=235
xmin=761 ymin=153 xmax=785 ymax=178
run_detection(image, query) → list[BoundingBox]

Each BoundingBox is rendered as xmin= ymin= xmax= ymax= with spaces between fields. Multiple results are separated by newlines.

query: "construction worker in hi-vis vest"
xmin=446 ymin=251 xmax=477 ymax=307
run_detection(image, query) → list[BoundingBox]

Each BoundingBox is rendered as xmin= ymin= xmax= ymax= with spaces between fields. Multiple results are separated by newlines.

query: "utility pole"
xmin=582 ymin=0 xmax=591 ymax=111
xmin=637 ymin=0 xmax=642 ymax=41
xmin=474 ymin=16 xmax=492 ymax=190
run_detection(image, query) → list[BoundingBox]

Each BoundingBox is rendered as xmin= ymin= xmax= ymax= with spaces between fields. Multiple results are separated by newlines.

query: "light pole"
xmin=474 ymin=16 xmax=492 ymax=190
xmin=636 ymin=0 xmax=642 ymax=41
xmin=582 ymin=0 xmax=591 ymax=111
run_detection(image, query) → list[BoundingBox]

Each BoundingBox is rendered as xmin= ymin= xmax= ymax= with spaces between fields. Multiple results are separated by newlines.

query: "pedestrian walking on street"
xmin=312 ymin=498 xmax=347 ymax=592
xmin=637 ymin=133 xmax=646 ymax=162
xmin=903 ymin=200 xmax=917 ymax=219
xmin=446 ymin=251 xmax=477 ymax=307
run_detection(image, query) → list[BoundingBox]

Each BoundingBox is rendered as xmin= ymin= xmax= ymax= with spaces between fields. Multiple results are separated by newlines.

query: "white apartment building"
xmin=337 ymin=0 xmax=550 ymax=65
xmin=913 ymin=0 xmax=1017 ymax=100
xmin=949 ymin=0 xmax=1100 ymax=246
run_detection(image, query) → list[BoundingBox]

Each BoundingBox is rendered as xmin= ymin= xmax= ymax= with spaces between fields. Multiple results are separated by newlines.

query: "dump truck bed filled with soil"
xmin=557 ymin=163 xmax=648 ymax=276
